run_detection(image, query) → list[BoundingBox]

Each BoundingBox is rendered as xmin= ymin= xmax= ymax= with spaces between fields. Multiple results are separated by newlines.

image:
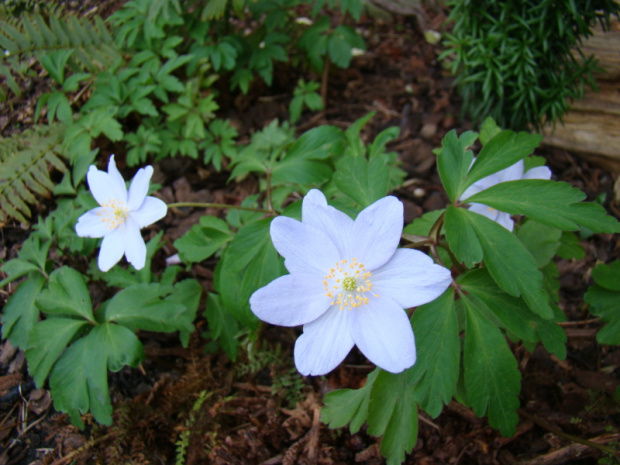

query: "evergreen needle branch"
xmin=167 ymin=202 xmax=273 ymax=214
xmin=519 ymin=409 xmax=619 ymax=456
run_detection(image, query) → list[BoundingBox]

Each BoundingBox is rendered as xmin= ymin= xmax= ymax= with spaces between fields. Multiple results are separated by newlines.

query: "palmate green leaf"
xmin=36 ymin=267 xmax=95 ymax=321
xmin=101 ymin=283 xmax=193 ymax=335
xmin=516 ymin=220 xmax=562 ymax=268
xmin=556 ymin=231 xmax=585 ymax=260
xmin=0 ymin=234 xmax=49 ymax=286
xmin=459 ymin=268 xmax=567 ymax=359
xmin=444 ymin=206 xmax=482 ymax=267
xmin=368 ymin=370 xmax=418 ymax=465
xmin=462 ymin=296 xmax=521 ymax=436
xmin=321 ymin=369 xmax=379 ymax=433
xmin=463 ymin=130 xmax=542 ymax=190
xmin=174 ymin=215 xmax=233 ymax=263
xmin=590 ymin=260 xmax=620 ymax=292
xmin=445 ymin=206 xmax=553 ymax=319
xmin=26 ymin=318 xmax=89 ymax=387
xmin=408 ymin=289 xmax=459 ymax=418
xmin=49 ymin=323 xmax=144 ymax=428
xmin=436 ymin=129 xmax=477 ymax=203
xmin=334 ymin=154 xmax=390 ymax=208
xmin=204 ymin=293 xmax=239 ymax=361
xmin=585 ymin=261 xmax=620 ymax=344
xmin=1 ymin=275 xmax=46 ymax=349
xmin=216 ymin=218 xmax=286 ymax=329
xmin=167 ymin=279 xmax=202 ymax=348
xmin=465 ymin=180 xmax=620 ymax=233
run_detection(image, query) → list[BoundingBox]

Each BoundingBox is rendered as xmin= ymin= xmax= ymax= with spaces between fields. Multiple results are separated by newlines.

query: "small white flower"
xmin=250 ymin=190 xmax=452 ymax=376
xmin=75 ymin=155 xmax=167 ymax=272
xmin=460 ymin=159 xmax=551 ymax=231
xmin=295 ymin=17 xmax=313 ymax=26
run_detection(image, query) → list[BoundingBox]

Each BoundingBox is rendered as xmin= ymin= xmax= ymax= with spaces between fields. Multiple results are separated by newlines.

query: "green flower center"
xmin=323 ymin=258 xmax=378 ymax=310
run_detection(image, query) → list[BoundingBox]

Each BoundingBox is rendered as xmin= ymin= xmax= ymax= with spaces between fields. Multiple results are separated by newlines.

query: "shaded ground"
xmin=1 ymin=4 xmax=620 ymax=465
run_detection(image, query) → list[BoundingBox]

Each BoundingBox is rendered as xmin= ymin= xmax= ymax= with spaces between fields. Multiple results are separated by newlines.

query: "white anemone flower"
xmin=75 ymin=155 xmax=167 ymax=272
xmin=460 ymin=159 xmax=551 ymax=231
xmin=250 ymin=190 xmax=452 ymax=376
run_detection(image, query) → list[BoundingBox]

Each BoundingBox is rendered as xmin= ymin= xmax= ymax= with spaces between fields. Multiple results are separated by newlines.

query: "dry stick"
xmin=519 ymin=409 xmax=619 ymax=457
xmin=49 ymin=431 xmax=117 ymax=465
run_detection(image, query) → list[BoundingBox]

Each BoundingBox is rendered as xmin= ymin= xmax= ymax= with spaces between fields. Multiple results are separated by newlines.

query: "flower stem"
xmin=167 ymin=202 xmax=272 ymax=214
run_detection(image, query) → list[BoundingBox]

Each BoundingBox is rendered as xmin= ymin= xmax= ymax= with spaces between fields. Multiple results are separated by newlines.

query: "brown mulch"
xmin=1 ymin=4 xmax=620 ymax=465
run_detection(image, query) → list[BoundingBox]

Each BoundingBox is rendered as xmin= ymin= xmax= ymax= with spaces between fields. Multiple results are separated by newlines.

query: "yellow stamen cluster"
xmin=98 ymin=199 xmax=129 ymax=230
xmin=323 ymin=258 xmax=378 ymax=310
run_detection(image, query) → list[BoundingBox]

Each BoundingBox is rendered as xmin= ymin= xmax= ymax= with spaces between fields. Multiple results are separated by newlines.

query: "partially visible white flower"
xmin=351 ymin=47 xmax=365 ymax=57
xmin=75 ymin=155 xmax=167 ymax=272
xmin=250 ymin=190 xmax=452 ymax=376
xmin=460 ymin=159 xmax=551 ymax=231
xmin=166 ymin=253 xmax=182 ymax=266
xmin=295 ymin=17 xmax=313 ymax=26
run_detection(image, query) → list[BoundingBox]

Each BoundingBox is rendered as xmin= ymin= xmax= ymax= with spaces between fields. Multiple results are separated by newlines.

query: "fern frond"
xmin=0 ymin=12 xmax=121 ymax=97
xmin=0 ymin=123 xmax=68 ymax=226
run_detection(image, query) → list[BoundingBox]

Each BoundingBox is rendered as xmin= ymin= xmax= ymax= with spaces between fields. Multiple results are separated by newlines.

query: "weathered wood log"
xmin=542 ymin=17 xmax=620 ymax=170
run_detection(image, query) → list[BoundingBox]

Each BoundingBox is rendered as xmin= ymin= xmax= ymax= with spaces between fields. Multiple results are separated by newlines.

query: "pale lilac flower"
xmin=250 ymin=190 xmax=452 ymax=376
xmin=460 ymin=159 xmax=551 ymax=231
xmin=75 ymin=155 xmax=167 ymax=271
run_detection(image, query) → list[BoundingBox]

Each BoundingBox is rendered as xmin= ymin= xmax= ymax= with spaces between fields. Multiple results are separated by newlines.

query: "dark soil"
xmin=1 ymin=3 xmax=620 ymax=465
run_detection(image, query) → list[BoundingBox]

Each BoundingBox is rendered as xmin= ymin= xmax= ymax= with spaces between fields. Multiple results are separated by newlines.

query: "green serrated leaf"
xmin=321 ymin=368 xmax=379 ymax=433
xmin=167 ymin=279 xmax=202 ymax=347
xmin=516 ymin=221 xmax=562 ymax=268
xmin=174 ymin=215 xmax=233 ymax=263
xmin=451 ymin=207 xmax=553 ymax=319
xmin=463 ymin=297 xmax=521 ymax=436
xmin=436 ymin=130 xmax=477 ymax=202
xmin=464 ymin=130 xmax=542 ymax=190
xmin=216 ymin=218 xmax=285 ymax=329
xmin=334 ymin=154 xmax=390 ymax=208
xmin=458 ymin=268 xmax=566 ymax=359
xmin=591 ymin=260 xmax=620 ymax=292
xmin=1 ymin=275 xmax=46 ymax=348
xmin=49 ymin=323 xmax=144 ymax=428
xmin=205 ymin=292 xmax=239 ymax=361
xmin=368 ymin=370 xmax=418 ymax=465
xmin=444 ymin=205 xmax=483 ymax=267
xmin=408 ymin=288 xmax=459 ymax=418
xmin=101 ymin=283 xmax=191 ymax=334
xmin=36 ymin=267 xmax=95 ymax=321
xmin=465 ymin=180 xmax=620 ymax=233
xmin=556 ymin=231 xmax=585 ymax=260
xmin=26 ymin=318 xmax=89 ymax=387
xmin=585 ymin=283 xmax=620 ymax=345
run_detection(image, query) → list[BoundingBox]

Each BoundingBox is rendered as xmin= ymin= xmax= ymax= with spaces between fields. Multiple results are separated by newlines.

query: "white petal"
xmin=294 ymin=305 xmax=355 ymax=376
xmin=127 ymin=165 xmax=154 ymax=211
xmin=302 ymin=190 xmax=353 ymax=257
xmin=123 ymin=218 xmax=147 ymax=270
xmin=496 ymin=160 xmax=524 ymax=183
xmin=495 ymin=212 xmax=514 ymax=231
xmin=130 ymin=196 xmax=167 ymax=228
xmin=351 ymin=297 xmax=416 ymax=373
xmin=372 ymin=249 xmax=452 ymax=308
xmin=87 ymin=158 xmax=127 ymax=206
xmin=350 ymin=196 xmax=403 ymax=270
xmin=250 ymin=273 xmax=330 ymax=327
xmin=75 ymin=208 xmax=111 ymax=238
xmin=523 ymin=166 xmax=552 ymax=180
xmin=462 ymin=160 xmax=524 ymax=201
xmin=271 ymin=217 xmax=340 ymax=275
xmin=460 ymin=182 xmax=486 ymax=202
xmin=98 ymin=227 xmax=125 ymax=272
